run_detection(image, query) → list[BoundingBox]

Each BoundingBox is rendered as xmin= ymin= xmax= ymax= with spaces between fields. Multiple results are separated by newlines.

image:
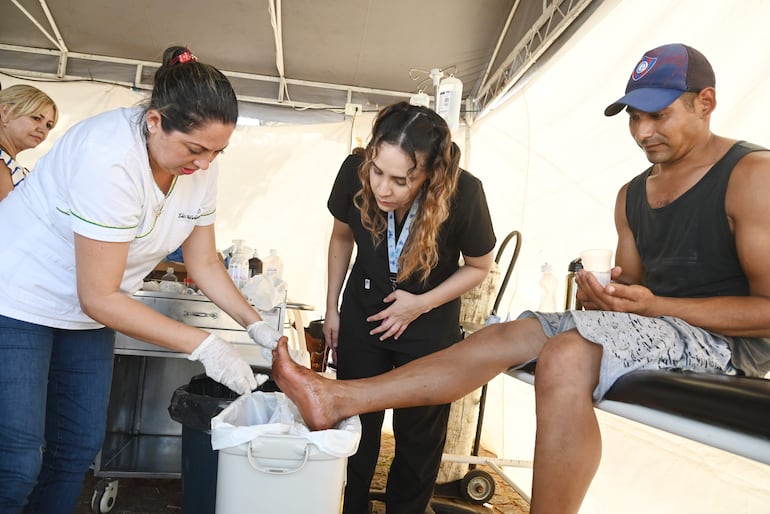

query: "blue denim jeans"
xmin=0 ymin=315 xmax=115 ymax=514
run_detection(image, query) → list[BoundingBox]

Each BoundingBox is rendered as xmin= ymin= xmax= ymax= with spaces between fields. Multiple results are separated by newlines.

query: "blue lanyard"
xmin=387 ymin=199 xmax=419 ymax=290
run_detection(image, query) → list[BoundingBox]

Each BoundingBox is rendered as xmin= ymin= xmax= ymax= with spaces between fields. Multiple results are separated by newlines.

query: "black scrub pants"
xmin=345 ymin=403 xmax=450 ymax=514
xmin=338 ymin=333 xmax=452 ymax=514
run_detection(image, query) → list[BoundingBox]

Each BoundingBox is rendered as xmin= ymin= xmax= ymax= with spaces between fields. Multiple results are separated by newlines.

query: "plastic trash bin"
xmin=168 ymin=373 xmax=280 ymax=514
xmin=211 ymin=392 xmax=361 ymax=514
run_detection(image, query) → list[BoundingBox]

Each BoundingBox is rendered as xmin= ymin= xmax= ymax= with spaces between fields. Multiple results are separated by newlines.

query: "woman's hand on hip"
xmin=367 ymin=290 xmax=428 ymax=341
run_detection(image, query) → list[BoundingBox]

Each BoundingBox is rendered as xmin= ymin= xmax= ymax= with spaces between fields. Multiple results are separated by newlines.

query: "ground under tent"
xmin=3 ymin=0 xmax=770 ymax=512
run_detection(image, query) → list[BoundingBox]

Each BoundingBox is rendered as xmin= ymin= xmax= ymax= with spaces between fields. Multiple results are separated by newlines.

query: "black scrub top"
xmin=327 ymin=153 xmax=496 ymax=352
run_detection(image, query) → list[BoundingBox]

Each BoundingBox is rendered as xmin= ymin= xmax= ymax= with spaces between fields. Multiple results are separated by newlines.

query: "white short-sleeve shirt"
xmin=0 ymin=107 xmax=219 ymax=329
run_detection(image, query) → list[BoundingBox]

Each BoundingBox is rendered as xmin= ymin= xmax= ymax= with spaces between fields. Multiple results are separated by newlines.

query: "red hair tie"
xmin=170 ymin=49 xmax=197 ymax=65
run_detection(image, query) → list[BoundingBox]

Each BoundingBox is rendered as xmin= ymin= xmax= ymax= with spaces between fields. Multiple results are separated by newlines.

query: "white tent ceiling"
xmin=0 ymin=0 xmax=599 ymax=123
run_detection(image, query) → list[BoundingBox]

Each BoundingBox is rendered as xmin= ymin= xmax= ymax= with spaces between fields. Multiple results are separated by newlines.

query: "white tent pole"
xmin=11 ymin=0 xmax=69 ymax=77
xmin=10 ymin=0 xmax=60 ymax=50
xmin=0 ymin=41 xmax=415 ymax=113
xmin=38 ymin=0 xmax=68 ymax=53
xmin=268 ymin=0 xmax=290 ymax=103
xmin=477 ymin=0 xmax=522 ymax=94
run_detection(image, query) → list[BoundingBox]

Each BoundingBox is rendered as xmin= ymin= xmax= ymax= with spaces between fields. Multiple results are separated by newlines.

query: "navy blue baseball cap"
xmin=604 ymin=44 xmax=715 ymax=116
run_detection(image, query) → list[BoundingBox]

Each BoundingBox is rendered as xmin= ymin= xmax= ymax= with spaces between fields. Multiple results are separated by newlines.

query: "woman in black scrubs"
xmin=325 ymin=102 xmax=496 ymax=514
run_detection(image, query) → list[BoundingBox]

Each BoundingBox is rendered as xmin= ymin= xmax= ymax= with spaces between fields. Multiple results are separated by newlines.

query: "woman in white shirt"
xmin=0 ymin=47 xmax=282 ymax=513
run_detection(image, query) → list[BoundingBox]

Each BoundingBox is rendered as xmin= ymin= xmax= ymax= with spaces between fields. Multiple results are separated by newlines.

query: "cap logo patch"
xmin=631 ymin=56 xmax=657 ymax=81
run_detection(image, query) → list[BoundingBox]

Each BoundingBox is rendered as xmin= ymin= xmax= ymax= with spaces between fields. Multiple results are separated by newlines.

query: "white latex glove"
xmin=188 ymin=334 xmax=257 ymax=395
xmin=247 ymin=320 xmax=282 ymax=350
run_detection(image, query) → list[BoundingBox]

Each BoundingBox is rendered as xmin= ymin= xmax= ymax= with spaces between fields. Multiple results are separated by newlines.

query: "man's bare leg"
xmin=271 ymin=318 xmax=547 ymax=430
xmin=529 ymin=331 xmax=603 ymax=514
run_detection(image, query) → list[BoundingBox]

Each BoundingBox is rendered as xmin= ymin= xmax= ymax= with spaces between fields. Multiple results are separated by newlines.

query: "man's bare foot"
xmin=272 ymin=338 xmax=344 ymax=430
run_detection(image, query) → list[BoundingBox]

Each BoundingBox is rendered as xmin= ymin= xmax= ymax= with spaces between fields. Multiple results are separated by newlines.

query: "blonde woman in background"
xmin=0 ymin=84 xmax=58 ymax=200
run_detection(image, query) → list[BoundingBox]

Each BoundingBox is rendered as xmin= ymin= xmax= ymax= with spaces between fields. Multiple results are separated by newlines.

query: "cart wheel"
xmin=460 ymin=469 xmax=495 ymax=505
xmin=90 ymin=478 xmax=119 ymax=513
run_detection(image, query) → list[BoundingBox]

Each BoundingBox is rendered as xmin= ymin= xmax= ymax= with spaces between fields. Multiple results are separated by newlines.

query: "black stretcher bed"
xmin=507 ymin=367 xmax=770 ymax=465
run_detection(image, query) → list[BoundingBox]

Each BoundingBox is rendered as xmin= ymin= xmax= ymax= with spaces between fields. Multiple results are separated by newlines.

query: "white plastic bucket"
xmin=215 ymin=433 xmax=347 ymax=513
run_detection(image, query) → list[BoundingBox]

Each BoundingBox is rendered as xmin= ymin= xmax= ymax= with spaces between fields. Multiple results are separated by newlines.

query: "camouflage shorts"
xmin=517 ymin=310 xmax=736 ymax=400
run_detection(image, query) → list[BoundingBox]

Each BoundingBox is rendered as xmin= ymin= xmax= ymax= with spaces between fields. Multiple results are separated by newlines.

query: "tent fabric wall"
xmin=4 ymin=0 xmax=770 ymax=509
xmin=214 ymin=121 xmax=351 ymax=309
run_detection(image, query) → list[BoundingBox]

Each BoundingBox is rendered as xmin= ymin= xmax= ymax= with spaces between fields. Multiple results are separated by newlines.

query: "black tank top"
xmin=626 ymin=141 xmax=766 ymax=298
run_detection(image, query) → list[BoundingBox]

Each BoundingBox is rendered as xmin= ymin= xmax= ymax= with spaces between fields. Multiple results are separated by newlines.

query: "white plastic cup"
xmin=580 ymin=249 xmax=612 ymax=287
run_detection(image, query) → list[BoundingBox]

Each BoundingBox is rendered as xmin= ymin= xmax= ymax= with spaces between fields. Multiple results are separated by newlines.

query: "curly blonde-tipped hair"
xmin=354 ymin=102 xmax=461 ymax=284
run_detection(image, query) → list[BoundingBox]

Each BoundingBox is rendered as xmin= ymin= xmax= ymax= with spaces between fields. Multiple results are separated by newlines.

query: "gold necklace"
xmin=154 ymin=176 xmax=177 ymax=217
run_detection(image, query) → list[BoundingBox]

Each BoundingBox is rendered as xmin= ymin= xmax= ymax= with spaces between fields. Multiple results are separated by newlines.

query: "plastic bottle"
xmin=159 ymin=267 xmax=181 ymax=294
xmin=227 ymin=239 xmax=250 ymax=288
xmin=436 ymin=75 xmax=463 ymax=132
xmin=161 ymin=267 xmax=178 ymax=282
xmin=262 ymin=248 xmax=284 ymax=280
xmin=538 ymin=262 xmax=559 ymax=312
xmin=248 ymin=249 xmax=263 ymax=277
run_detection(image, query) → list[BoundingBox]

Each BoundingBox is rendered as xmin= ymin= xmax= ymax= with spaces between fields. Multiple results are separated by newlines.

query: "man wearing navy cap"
xmin=270 ymin=44 xmax=770 ymax=514
xmin=604 ymin=44 xmax=715 ymax=116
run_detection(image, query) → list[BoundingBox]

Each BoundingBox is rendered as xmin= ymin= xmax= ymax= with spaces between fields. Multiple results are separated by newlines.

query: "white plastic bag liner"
xmin=211 ymin=391 xmax=361 ymax=457
xmin=211 ymin=392 xmax=361 ymax=514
